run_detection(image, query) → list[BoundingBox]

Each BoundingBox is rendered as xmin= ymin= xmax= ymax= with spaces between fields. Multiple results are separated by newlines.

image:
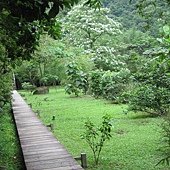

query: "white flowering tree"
xmin=92 ymin=46 xmax=126 ymax=71
xmin=61 ymin=4 xmax=122 ymax=51
xmin=61 ymin=3 xmax=132 ymax=101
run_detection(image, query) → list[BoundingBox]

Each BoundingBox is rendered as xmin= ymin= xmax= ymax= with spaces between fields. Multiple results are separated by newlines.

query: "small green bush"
xmin=0 ymin=73 xmax=12 ymax=110
xmin=89 ymin=69 xmax=132 ymax=102
xmin=65 ymin=61 xmax=88 ymax=96
xmin=129 ymin=85 xmax=170 ymax=115
xmin=22 ymin=82 xmax=36 ymax=92
xmin=40 ymin=74 xmax=59 ymax=86
xmin=101 ymin=69 xmax=131 ymax=102
xmin=82 ymin=115 xmax=112 ymax=165
xmin=128 ymin=52 xmax=170 ymax=116
xmin=157 ymin=113 xmax=170 ymax=166
xmin=89 ymin=70 xmax=103 ymax=98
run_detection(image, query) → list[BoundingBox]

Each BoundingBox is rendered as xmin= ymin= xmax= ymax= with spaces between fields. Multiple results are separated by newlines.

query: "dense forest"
xmin=103 ymin=0 xmax=170 ymax=35
xmin=0 ymin=0 xmax=170 ymax=169
xmin=13 ymin=0 xmax=170 ymax=115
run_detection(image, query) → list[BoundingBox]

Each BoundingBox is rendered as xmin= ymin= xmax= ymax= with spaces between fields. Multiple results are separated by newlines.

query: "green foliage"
xmin=65 ymin=61 xmax=88 ymax=96
xmin=0 ymin=73 xmax=12 ymax=110
xmin=15 ymin=35 xmax=69 ymax=86
xmin=82 ymin=114 xmax=112 ymax=165
xmin=101 ymin=71 xmax=118 ymax=101
xmin=0 ymin=0 xmax=79 ymax=61
xmin=128 ymin=25 xmax=170 ymax=116
xmin=84 ymin=0 xmax=102 ymax=9
xmin=0 ymin=43 xmax=12 ymax=108
xmin=101 ymin=69 xmax=131 ymax=102
xmin=0 ymin=106 xmax=24 ymax=169
xmin=89 ymin=70 xmax=103 ymax=97
xmin=89 ymin=69 xmax=131 ymax=102
xmin=15 ymin=61 xmax=40 ymax=86
xmin=40 ymin=74 xmax=59 ymax=86
xmin=15 ymin=35 xmax=94 ymax=87
xmin=157 ymin=114 xmax=170 ymax=166
xmin=62 ymin=3 xmax=122 ymax=50
xmin=102 ymin=0 xmax=146 ymax=31
xmin=21 ymin=82 xmax=36 ymax=92
xmin=93 ymin=46 xmax=125 ymax=71
xmin=129 ymin=85 xmax=170 ymax=115
xmin=129 ymin=56 xmax=170 ymax=115
xmin=33 ymin=35 xmax=70 ymax=85
xmin=0 ymin=0 xmax=80 ymax=108
xmin=155 ymin=25 xmax=170 ymax=164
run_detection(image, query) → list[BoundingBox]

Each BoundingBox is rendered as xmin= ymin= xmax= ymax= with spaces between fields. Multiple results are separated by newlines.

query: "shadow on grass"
xmin=131 ymin=113 xmax=158 ymax=119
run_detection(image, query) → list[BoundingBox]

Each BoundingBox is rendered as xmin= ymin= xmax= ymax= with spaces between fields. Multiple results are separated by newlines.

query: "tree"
xmin=0 ymin=0 xmax=105 ymax=109
xmin=0 ymin=0 xmax=79 ymax=61
xmin=128 ymin=25 xmax=170 ymax=116
xmin=61 ymin=4 xmax=122 ymax=51
xmin=102 ymin=0 xmax=146 ymax=30
xmin=0 ymin=0 xmax=81 ymax=110
xmin=0 ymin=42 xmax=12 ymax=110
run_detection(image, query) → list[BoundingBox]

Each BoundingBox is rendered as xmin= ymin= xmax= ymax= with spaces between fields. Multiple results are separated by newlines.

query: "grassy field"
xmin=0 ymin=105 xmax=24 ymax=170
xmin=21 ymin=87 xmax=169 ymax=170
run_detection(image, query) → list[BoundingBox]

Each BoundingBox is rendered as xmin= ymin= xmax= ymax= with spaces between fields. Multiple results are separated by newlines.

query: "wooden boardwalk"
xmin=12 ymin=90 xmax=83 ymax=170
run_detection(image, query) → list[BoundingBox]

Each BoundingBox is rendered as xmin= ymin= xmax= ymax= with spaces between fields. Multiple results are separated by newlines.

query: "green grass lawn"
xmin=21 ymin=87 xmax=169 ymax=170
xmin=0 ymin=106 xmax=24 ymax=170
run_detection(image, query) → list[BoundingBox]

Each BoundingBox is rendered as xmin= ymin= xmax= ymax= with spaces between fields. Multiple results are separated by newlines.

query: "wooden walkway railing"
xmin=12 ymin=90 xmax=83 ymax=170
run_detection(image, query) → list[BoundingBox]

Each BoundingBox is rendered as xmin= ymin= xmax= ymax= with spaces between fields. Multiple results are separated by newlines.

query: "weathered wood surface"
xmin=12 ymin=90 xmax=83 ymax=170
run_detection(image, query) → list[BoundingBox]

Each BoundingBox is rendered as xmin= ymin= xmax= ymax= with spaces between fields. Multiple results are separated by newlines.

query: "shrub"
xmin=129 ymin=85 xmax=170 ymax=115
xmin=89 ymin=69 xmax=132 ymax=102
xmin=128 ymin=53 xmax=170 ymax=116
xmin=89 ymin=70 xmax=103 ymax=98
xmin=65 ymin=61 xmax=88 ymax=96
xmin=0 ymin=44 xmax=12 ymax=110
xmin=81 ymin=115 xmax=113 ymax=165
xmin=65 ymin=84 xmax=80 ymax=96
xmin=40 ymin=75 xmax=59 ymax=86
xmin=101 ymin=69 xmax=131 ymax=102
xmin=0 ymin=73 xmax=12 ymax=110
xmin=22 ymin=82 xmax=36 ymax=92
xmin=157 ymin=114 xmax=170 ymax=166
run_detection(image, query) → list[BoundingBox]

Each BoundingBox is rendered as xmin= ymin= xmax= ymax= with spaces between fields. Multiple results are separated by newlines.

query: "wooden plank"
xmin=20 ymin=138 xmax=56 ymax=144
xmin=26 ymin=158 xmax=81 ymax=170
xmin=23 ymin=148 xmax=67 ymax=156
xmin=26 ymin=154 xmax=72 ymax=163
xmin=12 ymin=90 xmax=83 ymax=170
xmin=17 ymin=127 xmax=48 ymax=132
xmin=21 ymin=142 xmax=61 ymax=149
xmin=25 ymin=153 xmax=71 ymax=162
xmin=44 ymin=165 xmax=83 ymax=170
xmin=19 ymin=133 xmax=53 ymax=139
xmin=19 ymin=134 xmax=53 ymax=140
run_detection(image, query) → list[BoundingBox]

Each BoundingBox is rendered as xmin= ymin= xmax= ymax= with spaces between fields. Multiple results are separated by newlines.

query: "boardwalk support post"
xmin=36 ymin=110 xmax=40 ymax=117
xmin=46 ymin=123 xmax=54 ymax=131
xmin=50 ymin=123 xmax=54 ymax=131
xmin=75 ymin=153 xmax=87 ymax=168
xmin=28 ymin=103 xmax=32 ymax=108
xmin=81 ymin=153 xmax=87 ymax=168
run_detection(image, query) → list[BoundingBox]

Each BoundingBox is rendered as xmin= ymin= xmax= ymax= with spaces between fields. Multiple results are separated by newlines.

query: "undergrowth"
xmin=0 ymin=105 xmax=24 ymax=170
